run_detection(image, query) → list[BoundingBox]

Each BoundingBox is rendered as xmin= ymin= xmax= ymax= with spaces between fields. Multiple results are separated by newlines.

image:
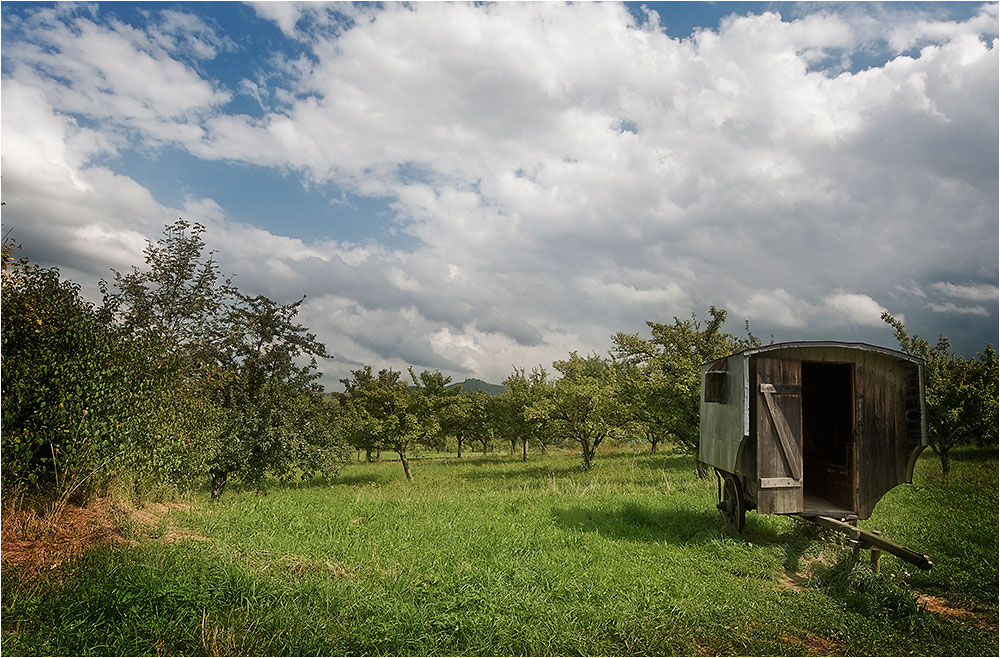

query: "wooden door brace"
xmin=760 ymin=383 xmax=802 ymax=480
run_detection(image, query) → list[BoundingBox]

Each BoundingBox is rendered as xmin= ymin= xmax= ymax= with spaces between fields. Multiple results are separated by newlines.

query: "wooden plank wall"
xmin=749 ymin=345 xmax=921 ymax=520
xmin=754 ymin=357 xmax=803 ymax=514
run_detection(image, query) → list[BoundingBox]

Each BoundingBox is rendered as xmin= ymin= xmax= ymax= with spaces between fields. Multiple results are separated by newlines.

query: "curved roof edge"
xmin=706 ymin=341 xmax=923 ymax=366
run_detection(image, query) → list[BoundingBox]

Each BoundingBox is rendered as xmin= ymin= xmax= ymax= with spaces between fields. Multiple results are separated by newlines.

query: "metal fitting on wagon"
xmin=699 ymin=341 xmax=932 ymax=570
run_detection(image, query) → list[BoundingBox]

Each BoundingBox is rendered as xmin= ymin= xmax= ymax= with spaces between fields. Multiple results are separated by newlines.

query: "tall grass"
xmin=2 ymin=445 xmax=996 ymax=656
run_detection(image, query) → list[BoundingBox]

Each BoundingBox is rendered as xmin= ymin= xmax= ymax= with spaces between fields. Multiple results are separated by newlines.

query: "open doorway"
xmin=801 ymin=362 xmax=855 ymax=512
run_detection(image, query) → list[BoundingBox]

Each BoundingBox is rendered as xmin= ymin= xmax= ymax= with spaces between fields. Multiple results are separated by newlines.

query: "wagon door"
xmin=755 ymin=358 xmax=803 ymax=514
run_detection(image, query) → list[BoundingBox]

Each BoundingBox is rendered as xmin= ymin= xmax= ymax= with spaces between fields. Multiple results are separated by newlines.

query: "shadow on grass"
xmin=946 ymin=445 xmax=998 ymax=464
xmin=551 ymin=502 xmax=719 ymax=545
xmin=733 ymin=512 xmax=828 ymax=572
xmin=247 ymin=468 xmax=398 ymax=493
xmin=450 ymin=449 xmax=701 ymax=485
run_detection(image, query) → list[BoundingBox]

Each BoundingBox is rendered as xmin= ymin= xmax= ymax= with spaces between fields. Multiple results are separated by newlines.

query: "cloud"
xmin=2 ymin=4 xmax=230 ymax=146
xmin=823 ymin=292 xmax=890 ymax=327
xmin=931 ymin=282 xmax=999 ymax=303
xmin=927 ymin=302 xmax=990 ymax=316
xmin=248 ymin=1 xmax=305 ymax=38
xmin=2 ymin=2 xmax=997 ymax=387
xmin=887 ymin=3 xmax=999 ymax=53
xmin=0 ymin=77 xmax=173 ymax=285
xmin=731 ymin=289 xmax=812 ymax=329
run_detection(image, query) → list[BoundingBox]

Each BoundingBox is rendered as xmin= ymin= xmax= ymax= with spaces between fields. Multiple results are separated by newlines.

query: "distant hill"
xmin=448 ymin=378 xmax=505 ymax=395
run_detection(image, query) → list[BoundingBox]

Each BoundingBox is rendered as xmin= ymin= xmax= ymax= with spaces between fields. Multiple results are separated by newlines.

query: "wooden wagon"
xmin=699 ymin=341 xmax=932 ymax=569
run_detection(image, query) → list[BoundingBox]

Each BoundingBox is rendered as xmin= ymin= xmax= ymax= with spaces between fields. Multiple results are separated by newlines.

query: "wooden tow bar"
xmin=804 ymin=515 xmax=933 ymax=571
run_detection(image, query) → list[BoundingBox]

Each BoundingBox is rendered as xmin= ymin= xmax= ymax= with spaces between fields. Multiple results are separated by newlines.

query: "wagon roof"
xmin=704 ymin=340 xmax=923 ymax=367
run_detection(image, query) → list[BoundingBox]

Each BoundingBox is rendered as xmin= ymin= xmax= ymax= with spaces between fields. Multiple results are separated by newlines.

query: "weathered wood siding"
xmin=700 ymin=342 xmax=926 ymax=521
xmin=854 ymin=351 xmax=923 ymax=518
xmin=754 ymin=357 xmax=803 ymax=514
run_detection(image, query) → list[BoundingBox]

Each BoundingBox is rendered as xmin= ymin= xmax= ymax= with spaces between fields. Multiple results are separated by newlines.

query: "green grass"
xmin=3 ymin=446 xmax=997 ymax=655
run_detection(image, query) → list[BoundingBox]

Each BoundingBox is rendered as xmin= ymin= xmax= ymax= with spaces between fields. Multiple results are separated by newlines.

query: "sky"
xmin=2 ymin=1 xmax=998 ymax=391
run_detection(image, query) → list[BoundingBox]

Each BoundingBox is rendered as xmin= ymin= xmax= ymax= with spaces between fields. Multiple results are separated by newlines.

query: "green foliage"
xmin=408 ymin=368 xmax=458 ymax=452
xmin=205 ymin=292 xmax=339 ymax=498
xmin=882 ymin=312 xmax=998 ymax=476
xmin=611 ymin=306 xmax=759 ymax=458
xmin=2 ymin=219 xmax=347 ymax=502
xmin=340 ymin=367 xmax=435 ymax=481
xmin=464 ymin=390 xmax=499 ymax=456
xmin=1 ymin=240 xmax=167 ymax=497
xmin=100 ymin=219 xmax=229 ymax=376
xmin=441 ymin=391 xmax=473 ymax=458
xmin=101 ymin=221 xmax=347 ymax=499
xmin=550 ymin=352 xmax=633 ymax=470
xmin=498 ymin=366 xmax=556 ymax=461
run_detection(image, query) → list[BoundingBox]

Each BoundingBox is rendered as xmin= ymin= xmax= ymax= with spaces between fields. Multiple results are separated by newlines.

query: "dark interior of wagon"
xmin=801 ymin=361 xmax=855 ymax=513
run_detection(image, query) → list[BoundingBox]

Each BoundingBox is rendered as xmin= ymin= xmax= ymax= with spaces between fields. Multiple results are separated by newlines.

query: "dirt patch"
xmin=782 ymin=632 xmax=844 ymax=656
xmin=778 ymin=567 xmax=810 ymax=591
xmin=916 ymin=592 xmax=973 ymax=618
xmin=915 ymin=591 xmax=997 ymax=631
xmin=778 ymin=556 xmax=822 ymax=591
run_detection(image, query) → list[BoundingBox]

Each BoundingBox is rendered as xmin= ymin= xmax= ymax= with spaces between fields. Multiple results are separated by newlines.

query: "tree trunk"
xmin=522 ymin=437 xmax=528 ymax=462
xmin=376 ymin=448 xmax=383 ymax=462
xmin=210 ymin=468 xmax=228 ymax=501
xmin=510 ymin=439 xmax=517 ymax=455
xmin=357 ymin=448 xmax=363 ymax=461
xmin=365 ymin=447 xmax=374 ymax=463
xmin=539 ymin=441 xmax=548 ymax=455
xmin=400 ymin=452 xmax=414 ymax=482
xmin=457 ymin=434 xmax=463 ymax=458
xmin=581 ymin=441 xmax=594 ymax=471
xmin=939 ymin=448 xmax=952 ymax=478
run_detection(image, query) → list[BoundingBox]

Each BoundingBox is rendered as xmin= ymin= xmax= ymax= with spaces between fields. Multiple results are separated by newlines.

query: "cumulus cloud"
xmin=824 ymin=292 xmax=890 ymax=327
xmin=2 ymin=4 xmax=229 ymax=148
xmin=2 ymin=2 xmax=996 ymax=387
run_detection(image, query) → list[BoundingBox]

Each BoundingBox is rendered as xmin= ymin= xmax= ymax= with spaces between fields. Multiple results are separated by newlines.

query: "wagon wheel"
xmin=718 ymin=473 xmax=745 ymax=533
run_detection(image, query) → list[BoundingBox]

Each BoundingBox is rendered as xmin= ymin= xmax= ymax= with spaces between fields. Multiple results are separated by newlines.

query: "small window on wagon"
xmin=705 ymin=371 xmax=727 ymax=404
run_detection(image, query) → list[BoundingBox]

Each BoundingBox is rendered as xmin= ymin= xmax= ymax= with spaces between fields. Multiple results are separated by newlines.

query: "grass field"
xmin=2 ymin=445 xmax=997 ymax=656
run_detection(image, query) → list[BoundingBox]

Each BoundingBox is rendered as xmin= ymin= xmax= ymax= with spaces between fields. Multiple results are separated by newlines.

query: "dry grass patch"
xmin=1 ymin=497 xmax=205 ymax=577
xmin=1 ymin=497 xmax=130 ymax=575
xmin=129 ymin=501 xmax=208 ymax=543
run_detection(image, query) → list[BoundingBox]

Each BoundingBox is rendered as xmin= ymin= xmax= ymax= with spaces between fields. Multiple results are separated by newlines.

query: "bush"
xmin=1 ymin=241 xmax=163 ymax=497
